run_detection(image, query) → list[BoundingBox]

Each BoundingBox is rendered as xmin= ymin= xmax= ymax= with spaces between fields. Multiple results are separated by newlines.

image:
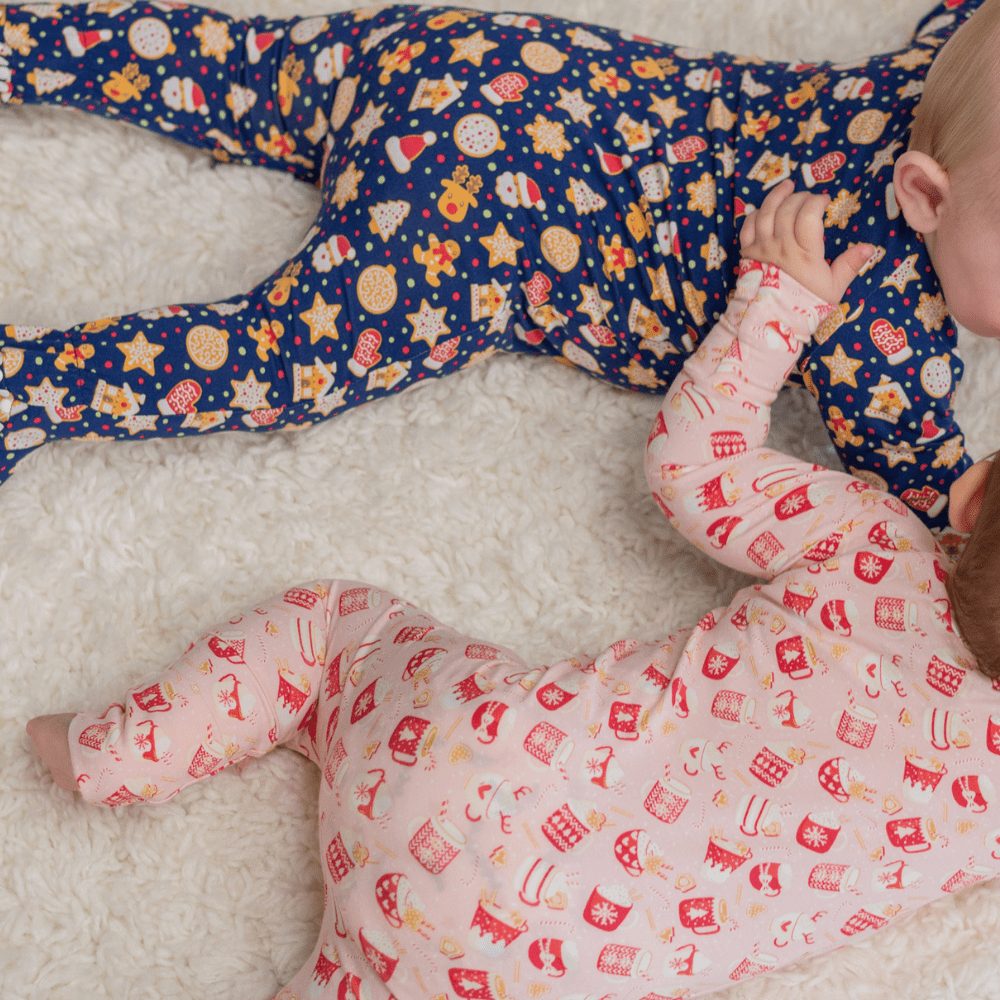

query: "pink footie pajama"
xmin=69 ymin=262 xmax=1000 ymax=999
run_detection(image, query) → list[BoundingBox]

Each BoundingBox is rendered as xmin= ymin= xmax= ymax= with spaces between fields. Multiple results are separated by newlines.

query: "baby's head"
xmin=946 ymin=455 xmax=1000 ymax=677
xmin=893 ymin=0 xmax=1000 ymax=336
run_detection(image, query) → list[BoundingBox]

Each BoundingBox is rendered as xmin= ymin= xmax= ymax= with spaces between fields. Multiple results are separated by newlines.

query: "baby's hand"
xmin=740 ymin=180 xmax=872 ymax=304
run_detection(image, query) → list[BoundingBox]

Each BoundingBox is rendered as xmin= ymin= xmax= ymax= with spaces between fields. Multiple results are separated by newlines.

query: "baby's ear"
xmin=893 ymin=150 xmax=950 ymax=234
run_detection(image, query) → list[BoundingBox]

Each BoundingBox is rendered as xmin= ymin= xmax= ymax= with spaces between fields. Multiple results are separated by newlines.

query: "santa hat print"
xmin=593 ymin=142 xmax=633 ymax=175
xmin=517 ymin=172 xmax=546 ymax=211
xmin=246 ymin=25 xmax=285 ymax=65
xmin=330 ymin=234 xmax=355 ymax=266
xmin=385 ymin=131 xmax=437 ymax=173
xmin=181 ymin=77 xmax=209 ymax=115
xmin=63 ymin=26 xmax=112 ymax=58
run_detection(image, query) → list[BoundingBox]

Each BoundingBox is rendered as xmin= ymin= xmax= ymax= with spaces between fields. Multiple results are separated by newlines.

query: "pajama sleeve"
xmin=645 ymin=260 xmax=934 ymax=579
xmin=67 ymin=587 xmax=332 ymax=807
xmin=795 ymin=262 xmax=971 ymax=532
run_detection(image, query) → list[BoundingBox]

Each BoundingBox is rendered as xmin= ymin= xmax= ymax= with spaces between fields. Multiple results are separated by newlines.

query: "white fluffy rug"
xmin=3 ymin=0 xmax=1000 ymax=998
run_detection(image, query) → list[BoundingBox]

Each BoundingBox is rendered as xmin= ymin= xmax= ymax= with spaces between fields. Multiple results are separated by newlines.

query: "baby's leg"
xmin=25 ymin=713 xmax=76 ymax=792
xmin=0 ymin=1 xmax=360 ymax=183
xmin=51 ymin=580 xmax=348 ymax=806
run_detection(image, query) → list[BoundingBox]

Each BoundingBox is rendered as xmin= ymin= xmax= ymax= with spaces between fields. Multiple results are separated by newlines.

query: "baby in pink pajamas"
xmin=28 ymin=184 xmax=1000 ymax=999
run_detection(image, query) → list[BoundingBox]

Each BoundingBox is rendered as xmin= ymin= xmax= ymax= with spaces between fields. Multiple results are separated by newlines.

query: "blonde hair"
xmin=946 ymin=456 xmax=1000 ymax=678
xmin=908 ymin=0 xmax=1000 ymax=174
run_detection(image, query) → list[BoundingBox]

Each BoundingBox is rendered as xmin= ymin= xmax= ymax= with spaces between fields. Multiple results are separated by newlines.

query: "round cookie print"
xmin=5 ymin=427 xmax=46 ymax=451
xmin=2 ymin=348 xmax=23 ymax=378
xmin=920 ymin=355 xmax=952 ymax=399
xmin=453 ymin=114 xmax=506 ymax=157
xmin=846 ymin=109 xmax=891 ymax=145
xmin=290 ymin=16 xmax=329 ymax=45
xmin=186 ymin=325 xmax=230 ymax=371
xmin=128 ymin=18 xmax=176 ymax=59
xmin=331 ymin=76 xmax=358 ymax=132
xmin=521 ymin=41 xmax=568 ymax=73
xmin=563 ymin=340 xmax=601 ymax=372
xmin=357 ymin=265 xmax=398 ymax=314
xmin=540 ymin=226 xmax=582 ymax=273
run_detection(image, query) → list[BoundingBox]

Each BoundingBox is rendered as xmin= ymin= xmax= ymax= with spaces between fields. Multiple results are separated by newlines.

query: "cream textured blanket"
xmin=2 ymin=0 xmax=998 ymax=998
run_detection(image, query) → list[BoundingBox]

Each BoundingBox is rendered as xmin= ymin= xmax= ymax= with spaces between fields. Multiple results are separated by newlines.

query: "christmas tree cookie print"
xmin=368 ymin=201 xmax=411 ymax=242
xmin=565 ymin=177 xmax=607 ymax=215
xmin=26 ymin=68 xmax=76 ymax=95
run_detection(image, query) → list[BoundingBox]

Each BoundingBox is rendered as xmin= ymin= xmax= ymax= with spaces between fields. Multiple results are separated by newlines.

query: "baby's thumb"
xmin=829 ymin=243 xmax=874 ymax=300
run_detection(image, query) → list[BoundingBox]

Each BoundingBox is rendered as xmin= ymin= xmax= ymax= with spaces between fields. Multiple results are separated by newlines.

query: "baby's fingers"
xmin=829 ymin=243 xmax=875 ymax=301
xmin=792 ymin=194 xmax=830 ymax=255
xmin=739 ymin=208 xmax=758 ymax=249
xmin=752 ymin=179 xmax=795 ymax=241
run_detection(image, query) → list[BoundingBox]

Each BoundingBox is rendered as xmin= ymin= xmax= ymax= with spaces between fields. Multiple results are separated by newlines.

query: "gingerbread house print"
xmin=292 ymin=357 xmax=334 ymax=402
xmin=410 ymin=74 xmax=466 ymax=114
xmin=864 ymin=374 xmax=911 ymax=424
xmin=747 ymin=150 xmax=798 ymax=190
xmin=91 ymin=379 xmax=145 ymax=417
xmin=471 ymin=280 xmax=509 ymax=321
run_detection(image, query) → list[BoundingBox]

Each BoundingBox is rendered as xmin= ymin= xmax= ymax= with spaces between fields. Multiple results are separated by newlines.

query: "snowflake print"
xmin=782 ymin=493 xmax=806 ymax=514
xmin=366 ymin=948 xmax=390 ymax=977
xmin=824 ymin=189 xmax=861 ymax=229
xmin=525 ymin=115 xmax=572 ymax=159
xmin=686 ymin=173 xmax=717 ymax=217
xmin=932 ymin=435 xmax=964 ymax=470
xmin=353 ymin=776 xmax=374 ymax=804
xmin=856 ymin=552 xmax=885 ymax=580
xmin=193 ymin=15 xmax=234 ymax=63
xmin=333 ymin=161 xmax=364 ymax=210
xmin=891 ymin=48 xmax=933 ymax=71
xmin=990 ymin=728 xmax=1000 ymax=755
xmin=217 ymin=689 xmax=238 ymax=712
xmin=801 ymin=823 xmax=829 ymax=849
xmin=667 ymin=954 xmax=690 ymax=974
xmin=705 ymin=652 xmax=730 ymax=675
xmin=588 ymin=900 xmax=619 ymax=927
xmin=915 ymin=292 xmax=947 ymax=332
xmin=540 ymin=685 xmax=567 ymax=707
xmin=770 ymin=702 xmax=791 ymax=723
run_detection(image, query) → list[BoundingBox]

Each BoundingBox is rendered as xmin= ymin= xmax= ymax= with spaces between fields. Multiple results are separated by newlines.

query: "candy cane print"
xmin=297 ymin=617 xmax=318 ymax=667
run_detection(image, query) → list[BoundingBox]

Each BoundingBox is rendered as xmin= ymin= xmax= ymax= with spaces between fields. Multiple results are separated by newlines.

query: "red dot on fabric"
xmin=422 ymin=208 xmax=431 ymax=218
xmin=437 ymin=153 xmax=446 ymax=163
xmin=452 ymin=291 xmax=461 ymax=301
xmin=104 ymin=361 xmax=112 ymax=368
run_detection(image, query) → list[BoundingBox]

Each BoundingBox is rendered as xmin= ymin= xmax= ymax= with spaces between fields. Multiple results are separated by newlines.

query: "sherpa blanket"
xmin=2 ymin=0 xmax=999 ymax=998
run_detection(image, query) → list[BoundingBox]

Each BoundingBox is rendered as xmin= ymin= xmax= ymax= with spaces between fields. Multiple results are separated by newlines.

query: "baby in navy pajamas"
xmin=0 ymin=0 xmax=995 ymax=531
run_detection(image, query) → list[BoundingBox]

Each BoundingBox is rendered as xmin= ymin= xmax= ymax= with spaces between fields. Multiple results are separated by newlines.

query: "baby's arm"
xmin=647 ymin=183 xmax=890 ymax=577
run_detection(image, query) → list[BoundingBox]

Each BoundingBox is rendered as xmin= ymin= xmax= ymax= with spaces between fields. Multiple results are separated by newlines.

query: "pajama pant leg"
xmin=0 ymin=3 xmax=361 ymax=477
xmin=0 ymin=3 xmax=567 ymax=483
xmin=0 ymin=1 xmax=354 ymax=179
